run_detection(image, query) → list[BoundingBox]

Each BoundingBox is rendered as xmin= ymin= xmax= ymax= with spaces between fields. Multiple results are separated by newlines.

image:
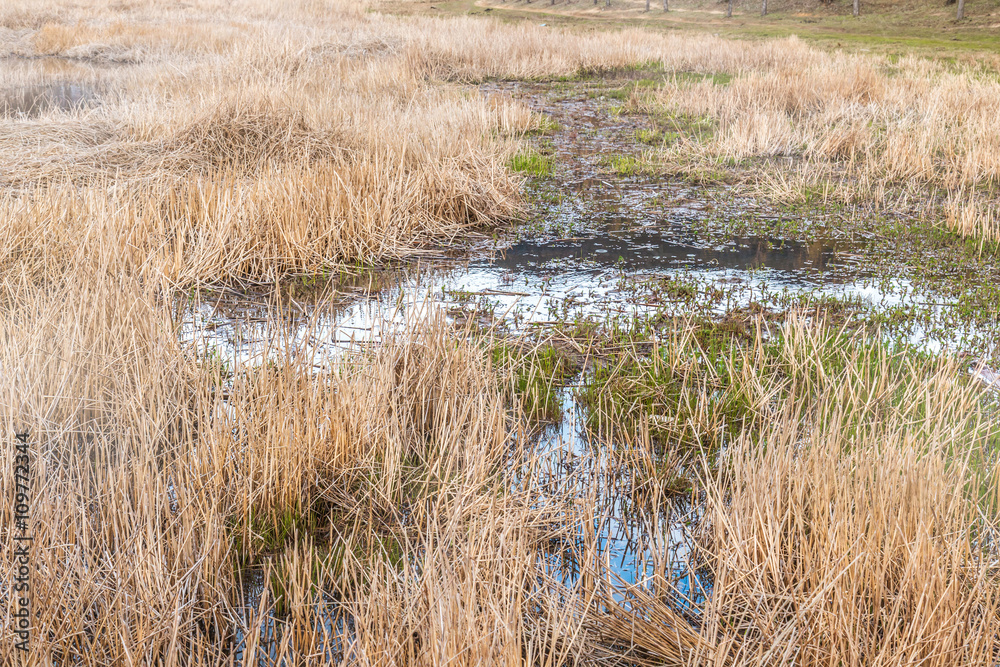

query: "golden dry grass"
xmin=577 ymin=317 xmax=1000 ymax=666
xmin=0 ymin=268 xmax=589 ymax=664
xmin=3 ymin=2 xmax=1000 ymax=664
xmin=696 ymin=318 xmax=1000 ymax=665
xmin=636 ymin=49 xmax=1000 ymax=241
xmin=0 ymin=1 xmax=542 ymax=286
xmin=5 ymin=0 xmax=995 ymax=282
xmin=2 ymin=267 xmax=999 ymax=663
xmin=4 ymin=0 xmax=996 ymax=273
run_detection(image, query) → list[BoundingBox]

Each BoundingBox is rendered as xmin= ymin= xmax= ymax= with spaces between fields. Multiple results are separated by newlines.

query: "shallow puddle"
xmin=530 ymin=380 xmax=709 ymax=604
xmin=0 ymin=82 xmax=98 ymax=117
xmin=183 ymin=218 xmax=954 ymax=366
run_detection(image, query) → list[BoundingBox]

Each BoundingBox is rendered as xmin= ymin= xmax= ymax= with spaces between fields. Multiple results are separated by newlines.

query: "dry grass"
xmin=0 ymin=1 xmax=541 ymax=286
xmin=700 ymin=319 xmax=1000 ymax=665
xmin=636 ymin=49 xmax=1000 ymax=241
xmin=0 ymin=269 xmax=589 ymax=664
xmin=3 ymin=2 xmax=1000 ymax=664
xmin=579 ymin=316 xmax=1000 ymax=666
xmin=2 ymin=269 xmax=999 ymax=663
xmin=5 ymin=0 xmax=995 ymax=282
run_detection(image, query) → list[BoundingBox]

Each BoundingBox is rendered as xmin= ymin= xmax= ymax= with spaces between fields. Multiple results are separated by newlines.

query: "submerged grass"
xmin=492 ymin=340 xmax=577 ymax=421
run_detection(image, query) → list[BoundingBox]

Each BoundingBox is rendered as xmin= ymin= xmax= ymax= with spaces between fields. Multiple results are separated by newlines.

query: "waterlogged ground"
xmin=174 ymin=72 xmax=1000 ymax=657
xmin=0 ymin=58 xmax=103 ymax=117
xmin=186 ymin=72 xmax=1000 ymax=362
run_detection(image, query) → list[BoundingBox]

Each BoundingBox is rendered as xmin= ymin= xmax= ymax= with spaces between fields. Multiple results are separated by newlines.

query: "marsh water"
xmin=186 ymin=79 xmax=983 ymax=365
xmin=0 ymin=83 xmax=96 ymax=117
xmin=0 ymin=82 xmax=97 ymax=117
xmin=175 ymin=80 xmax=1000 ymax=658
xmin=1 ymin=66 xmax=981 ymax=657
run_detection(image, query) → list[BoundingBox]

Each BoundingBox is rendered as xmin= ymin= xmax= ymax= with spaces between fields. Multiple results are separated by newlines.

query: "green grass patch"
xmin=529 ymin=113 xmax=561 ymax=134
xmin=636 ymin=128 xmax=681 ymax=145
xmin=509 ymin=148 xmax=554 ymax=177
xmin=608 ymin=154 xmax=647 ymax=176
xmin=672 ymin=71 xmax=734 ymax=86
xmin=654 ymin=110 xmax=716 ymax=142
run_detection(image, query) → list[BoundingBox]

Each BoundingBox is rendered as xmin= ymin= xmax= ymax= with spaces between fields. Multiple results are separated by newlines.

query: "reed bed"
xmin=0 ymin=270 xmax=590 ymax=664
xmin=3 ymin=1 xmax=1000 ymax=664
xmin=638 ymin=51 xmax=1000 ymax=241
xmin=576 ymin=316 xmax=1000 ymax=666
xmin=1 ymin=270 xmax=999 ymax=663
xmin=706 ymin=318 xmax=1000 ymax=665
xmin=0 ymin=1 xmax=539 ymax=286
xmin=8 ymin=0 xmax=999 ymax=286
